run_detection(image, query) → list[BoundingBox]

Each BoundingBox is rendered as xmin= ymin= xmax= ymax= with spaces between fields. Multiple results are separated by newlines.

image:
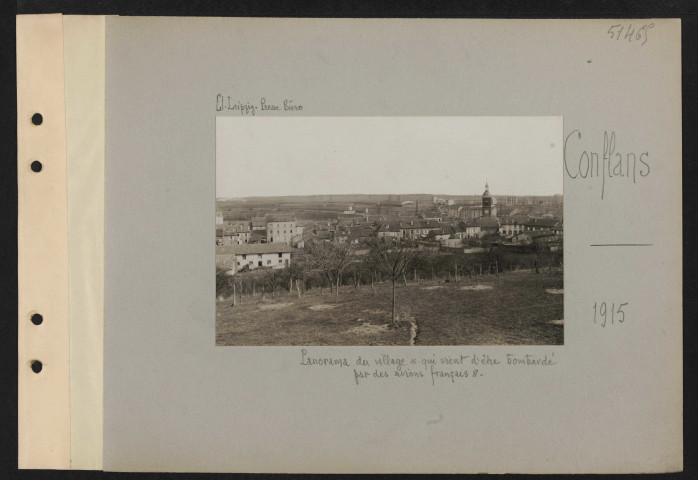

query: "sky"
xmin=216 ymin=116 xmax=562 ymax=198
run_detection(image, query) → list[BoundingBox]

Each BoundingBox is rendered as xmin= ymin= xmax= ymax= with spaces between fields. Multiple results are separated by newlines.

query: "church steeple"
xmin=482 ymin=180 xmax=496 ymax=217
xmin=482 ymin=181 xmax=491 ymax=199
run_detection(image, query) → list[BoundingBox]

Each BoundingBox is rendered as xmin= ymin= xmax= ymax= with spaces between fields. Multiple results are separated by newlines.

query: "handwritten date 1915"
xmin=607 ymin=23 xmax=654 ymax=46
xmin=593 ymin=301 xmax=628 ymax=327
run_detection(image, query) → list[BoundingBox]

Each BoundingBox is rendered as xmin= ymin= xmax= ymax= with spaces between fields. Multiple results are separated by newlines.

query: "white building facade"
xmin=216 ymin=243 xmax=293 ymax=274
xmin=267 ymin=220 xmax=297 ymax=244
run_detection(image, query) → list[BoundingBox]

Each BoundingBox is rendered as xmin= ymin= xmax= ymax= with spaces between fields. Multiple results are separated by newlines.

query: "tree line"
xmin=216 ymin=238 xmax=562 ymax=325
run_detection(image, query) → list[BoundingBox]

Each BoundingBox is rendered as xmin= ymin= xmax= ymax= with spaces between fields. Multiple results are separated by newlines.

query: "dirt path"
xmin=308 ymin=304 xmax=336 ymax=311
xmin=258 ymin=302 xmax=292 ymax=310
xmin=349 ymin=322 xmax=389 ymax=335
xmin=402 ymin=312 xmax=419 ymax=346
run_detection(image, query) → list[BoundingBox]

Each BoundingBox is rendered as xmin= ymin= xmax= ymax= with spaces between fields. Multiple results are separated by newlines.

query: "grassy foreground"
xmin=216 ymin=270 xmax=563 ymax=346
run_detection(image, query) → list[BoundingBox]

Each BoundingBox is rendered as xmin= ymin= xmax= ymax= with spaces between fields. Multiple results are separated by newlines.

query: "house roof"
xmin=513 ymin=230 xmax=556 ymax=239
xmin=529 ymin=229 xmax=557 ymax=238
xmin=249 ymin=231 xmax=266 ymax=241
xmin=499 ymin=215 xmax=530 ymax=225
xmin=475 ymin=216 xmax=500 ymax=228
xmin=219 ymin=224 xmax=251 ymax=234
xmin=266 ymin=215 xmax=295 ymax=223
xmin=423 ymin=220 xmax=443 ymax=229
xmin=525 ymin=218 xmax=561 ymax=227
xmin=347 ymin=225 xmax=376 ymax=238
xmin=216 ymin=242 xmax=294 ymax=255
xmin=376 ymin=223 xmax=400 ymax=232
xmin=313 ymin=231 xmax=333 ymax=240
xmin=398 ymin=219 xmax=443 ymax=230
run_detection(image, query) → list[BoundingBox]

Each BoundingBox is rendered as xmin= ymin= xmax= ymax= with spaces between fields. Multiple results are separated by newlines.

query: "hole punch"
xmin=31 ymin=360 xmax=43 ymax=374
xmin=30 ymin=161 xmax=42 ymax=172
xmin=31 ymin=113 xmax=43 ymax=125
xmin=31 ymin=313 xmax=43 ymax=325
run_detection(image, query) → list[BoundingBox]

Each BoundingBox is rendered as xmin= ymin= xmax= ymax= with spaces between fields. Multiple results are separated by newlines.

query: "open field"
xmin=216 ymin=270 xmax=563 ymax=346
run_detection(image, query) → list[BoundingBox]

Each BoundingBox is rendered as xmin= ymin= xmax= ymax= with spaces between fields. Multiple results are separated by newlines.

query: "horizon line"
xmin=216 ymin=192 xmax=564 ymax=199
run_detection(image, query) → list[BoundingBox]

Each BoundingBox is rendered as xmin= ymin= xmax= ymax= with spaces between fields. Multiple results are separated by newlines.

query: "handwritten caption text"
xmin=216 ymin=95 xmax=303 ymax=115
xmin=299 ymin=349 xmax=557 ymax=386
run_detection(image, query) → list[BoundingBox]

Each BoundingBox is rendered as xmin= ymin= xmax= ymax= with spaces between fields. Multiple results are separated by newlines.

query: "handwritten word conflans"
xmin=564 ymin=130 xmax=650 ymax=200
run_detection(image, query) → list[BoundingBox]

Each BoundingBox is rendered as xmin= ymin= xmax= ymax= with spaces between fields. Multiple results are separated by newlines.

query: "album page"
xmin=26 ymin=16 xmax=684 ymax=473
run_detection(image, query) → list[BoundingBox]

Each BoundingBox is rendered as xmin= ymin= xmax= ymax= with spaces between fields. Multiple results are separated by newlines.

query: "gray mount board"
xmin=104 ymin=17 xmax=681 ymax=473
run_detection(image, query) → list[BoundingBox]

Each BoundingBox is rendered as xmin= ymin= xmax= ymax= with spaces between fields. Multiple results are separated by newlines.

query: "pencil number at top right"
xmin=607 ymin=23 xmax=654 ymax=46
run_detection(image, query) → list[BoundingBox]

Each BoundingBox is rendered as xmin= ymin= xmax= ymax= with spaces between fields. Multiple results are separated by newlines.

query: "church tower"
xmin=481 ymin=180 xmax=497 ymax=217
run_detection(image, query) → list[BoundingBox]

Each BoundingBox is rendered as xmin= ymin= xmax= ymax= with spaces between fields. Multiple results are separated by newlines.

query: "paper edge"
xmin=64 ymin=14 xmax=106 ymax=470
xmin=17 ymin=13 xmax=71 ymax=470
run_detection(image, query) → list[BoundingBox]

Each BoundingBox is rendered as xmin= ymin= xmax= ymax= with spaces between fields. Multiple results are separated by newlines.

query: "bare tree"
xmin=459 ymin=254 xmax=475 ymax=280
xmin=305 ymin=240 xmax=335 ymax=295
xmin=262 ymin=269 xmax=281 ymax=299
xmin=306 ymin=240 xmax=356 ymax=303
xmin=530 ymin=241 xmax=542 ymax=274
xmin=488 ymin=246 xmax=504 ymax=276
xmin=412 ymin=246 xmax=438 ymax=284
xmin=348 ymin=260 xmax=369 ymax=290
xmin=364 ymin=242 xmax=388 ymax=293
xmin=230 ymin=278 xmax=238 ymax=306
xmin=371 ymin=239 xmax=424 ymax=326
xmin=331 ymin=243 xmax=356 ymax=302
xmin=216 ymin=265 xmax=233 ymax=299
xmin=442 ymin=254 xmax=457 ymax=282
xmin=285 ymin=261 xmax=307 ymax=298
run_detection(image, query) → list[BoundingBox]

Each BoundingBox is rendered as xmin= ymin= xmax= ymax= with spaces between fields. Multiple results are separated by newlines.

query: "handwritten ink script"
xmin=564 ymin=130 xmax=650 ymax=200
xmin=216 ymin=95 xmax=303 ymax=115
xmin=299 ymin=349 xmax=557 ymax=386
xmin=607 ymin=23 xmax=654 ymax=46
xmin=593 ymin=301 xmax=628 ymax=327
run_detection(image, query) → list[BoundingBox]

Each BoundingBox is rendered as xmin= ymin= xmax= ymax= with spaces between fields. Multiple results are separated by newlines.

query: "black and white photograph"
xmin=216 ymin=117 xmax=563 ymax=346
